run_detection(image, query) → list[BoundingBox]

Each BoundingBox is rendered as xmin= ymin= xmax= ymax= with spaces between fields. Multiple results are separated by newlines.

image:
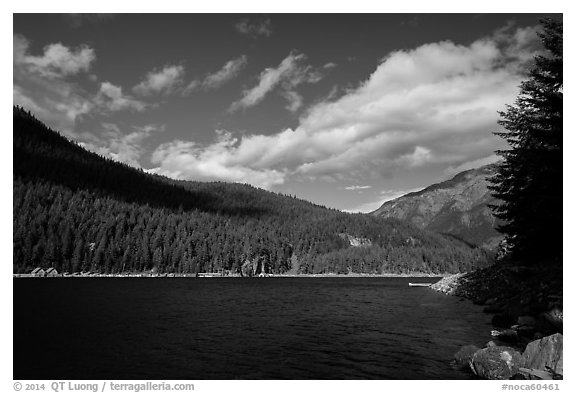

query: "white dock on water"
xmin=408 ymin=282 xmax=433 ymax=287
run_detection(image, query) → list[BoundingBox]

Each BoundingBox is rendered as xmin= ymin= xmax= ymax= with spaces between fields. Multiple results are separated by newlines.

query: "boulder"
xmin=517 ymin=367 xmax=555 ymax=380
xmin=430 ymin=273 xmax=466 ymax=295
xmin=454 ymin=345 xmax=480 ymax=368
xmin=521 ymin=333 xmax=563 ymax=376
xmin=470 ymin=346 xmax=522 ymax=380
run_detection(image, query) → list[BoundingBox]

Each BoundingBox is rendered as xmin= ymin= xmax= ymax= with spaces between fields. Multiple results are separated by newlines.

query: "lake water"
xmin=14 ymin=277 xmax=492 ymax=379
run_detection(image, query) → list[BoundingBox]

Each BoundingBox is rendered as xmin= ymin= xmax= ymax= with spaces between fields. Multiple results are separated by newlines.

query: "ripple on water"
xmin=14 ymin=277 xmax=492 ymax=379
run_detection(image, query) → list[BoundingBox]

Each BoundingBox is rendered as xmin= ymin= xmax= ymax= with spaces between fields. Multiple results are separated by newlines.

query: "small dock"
xmin=408 ymin=282 xmax=432 ymax=287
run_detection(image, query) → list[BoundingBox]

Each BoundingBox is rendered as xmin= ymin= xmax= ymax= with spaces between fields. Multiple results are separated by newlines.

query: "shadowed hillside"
xmin=13 ymin=106 xmax=494 ymax=275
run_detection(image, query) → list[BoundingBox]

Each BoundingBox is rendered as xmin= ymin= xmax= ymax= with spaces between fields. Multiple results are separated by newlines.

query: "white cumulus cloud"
xmin=149 ymin=25 xmax=541 ymax=191
xmin=133 ymin=65 xmax=185 ymax=96
xmin=83 ymin=123 xmax=165 ymax=168
xmin=150 ymin=132 xmax=285 ymax=190
xmin=14 ymin=34 xmax=95 ymax=78
xmin=97 ymin=82 xmax=146 ymax=112
xmin=13 ymin=34 xmax=95 ymax=135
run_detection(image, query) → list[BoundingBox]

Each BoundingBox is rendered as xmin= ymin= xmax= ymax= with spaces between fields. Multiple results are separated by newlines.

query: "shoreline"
xmin=430 ymin=267 xmax=563 ymax=380
xmin=13 ymin=272 xmax=448 ymax=279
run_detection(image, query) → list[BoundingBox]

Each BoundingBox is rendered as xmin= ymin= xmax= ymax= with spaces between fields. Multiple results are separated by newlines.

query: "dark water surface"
xmin=14 ymin=277 xmax=492 ymax=379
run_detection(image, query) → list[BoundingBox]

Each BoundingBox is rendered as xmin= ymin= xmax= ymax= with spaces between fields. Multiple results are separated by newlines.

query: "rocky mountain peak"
xmin=371 ymin=164 xmax=503 ymax=248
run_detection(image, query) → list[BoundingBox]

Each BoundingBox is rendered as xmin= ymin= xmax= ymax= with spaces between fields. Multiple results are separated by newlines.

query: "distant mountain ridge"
xmin=371 ymin=165 xmax=503 ymax=249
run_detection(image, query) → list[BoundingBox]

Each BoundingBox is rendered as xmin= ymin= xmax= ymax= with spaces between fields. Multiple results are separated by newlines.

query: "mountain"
xmin=13 ymin=106 xmax=494 ymax=275
xmin=371 ymin=165 xmax=503 ymax=249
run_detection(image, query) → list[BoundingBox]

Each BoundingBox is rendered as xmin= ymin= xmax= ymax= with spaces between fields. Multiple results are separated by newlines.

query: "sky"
xmin=13 ymin=13 xmax=560 ymax=212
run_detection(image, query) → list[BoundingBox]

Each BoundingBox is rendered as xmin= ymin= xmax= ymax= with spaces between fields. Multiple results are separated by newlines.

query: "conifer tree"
xmin=490 ymin=19 xmax=562 ymax=265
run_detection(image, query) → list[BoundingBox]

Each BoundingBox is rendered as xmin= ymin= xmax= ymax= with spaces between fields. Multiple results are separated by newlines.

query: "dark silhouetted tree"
xmin=490 ymin=19 xmax=562 ymax=265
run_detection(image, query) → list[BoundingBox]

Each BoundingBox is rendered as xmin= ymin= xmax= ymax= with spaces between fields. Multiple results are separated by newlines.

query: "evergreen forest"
xmin=13 ymin=106 xmax=494 ymax=275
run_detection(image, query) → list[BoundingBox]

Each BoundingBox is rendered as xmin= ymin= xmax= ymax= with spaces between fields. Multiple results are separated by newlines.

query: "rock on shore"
xmin=430 ymin=272 xmax=467 ymax=295
xmin=435 ymin=261 xmax=563 ymax=379
xmin=521 ymin=333 xmax=563 ymax=376
xmin=470 ymin=346 xmax=523 ymax=380
xmin=454 ymin=334 xmax=563 ymax=380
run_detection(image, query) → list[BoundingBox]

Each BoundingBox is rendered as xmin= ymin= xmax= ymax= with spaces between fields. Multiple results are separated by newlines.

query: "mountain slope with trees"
xmin=371 ymin=165 xmax=503 ymax=249
xmin=13 ymin=106 xmax=494 ymax=275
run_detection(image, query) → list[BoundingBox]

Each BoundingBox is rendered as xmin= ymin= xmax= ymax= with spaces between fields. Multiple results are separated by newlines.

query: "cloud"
xmin=203 ymin=55 xmax=247 ymax=90
xmin=13 ymin=34 xmax=94 ymax=134
xmin=149 ymin=25 xmax=541 ymax=191
xmin=281 ymin=90 xmax=303 ymax=112
xmin=344 ymin=185 xmax=372 ymax=191
xmin=133 ymin=65 xmax=185 ymax=96
xmin=235 ymin=18 xmax=272 ymax=37
xmin=13 ymin=33 xmax=147 ymax=145
xmin=183 ymin=80 xmax=199 ymax=94
xmin=150 ymin=132 xmax=285 ymax=190
xmin=401 ymin=16 xmax=422 ymax=27
xmin=230 ymin=52 xmax=303 ymax=111
xmin=14 ymin=34 xmax=95 ymax=78
xmin=443 ymin=154 xmax=500 ymax=177
xmin=343 ymin=188 xmax=423 ymax=213
xmin=62 ymin=14 xmax=116 ymax=28
xmin=185 ymin=56 xmax=247 ymax=94
xmin=13 ymin=82 xmax=92 ymax=136
xmin=395 ymin=146 xmax=432 ymax=168
xmin=96 ymin=82 xmax=146 ymax=112
xmin=289 ymin=26 xmax=541 ymax=178
xmin=83 ymin=123 xmax=164 ymax=168
xmin=493 ymin=23 xmax=542 ymax=69
xmin=229 ymin=52 xmax=330 ymax=112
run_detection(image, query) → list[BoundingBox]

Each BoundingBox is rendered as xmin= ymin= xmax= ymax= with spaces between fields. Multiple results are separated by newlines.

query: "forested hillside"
xmin=13 ymin=106 xmax=494 ymax=275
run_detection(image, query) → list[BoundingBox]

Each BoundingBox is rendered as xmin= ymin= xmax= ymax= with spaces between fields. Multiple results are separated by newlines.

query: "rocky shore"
xmin=431 ymin=262 xmax=563 ymax=380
